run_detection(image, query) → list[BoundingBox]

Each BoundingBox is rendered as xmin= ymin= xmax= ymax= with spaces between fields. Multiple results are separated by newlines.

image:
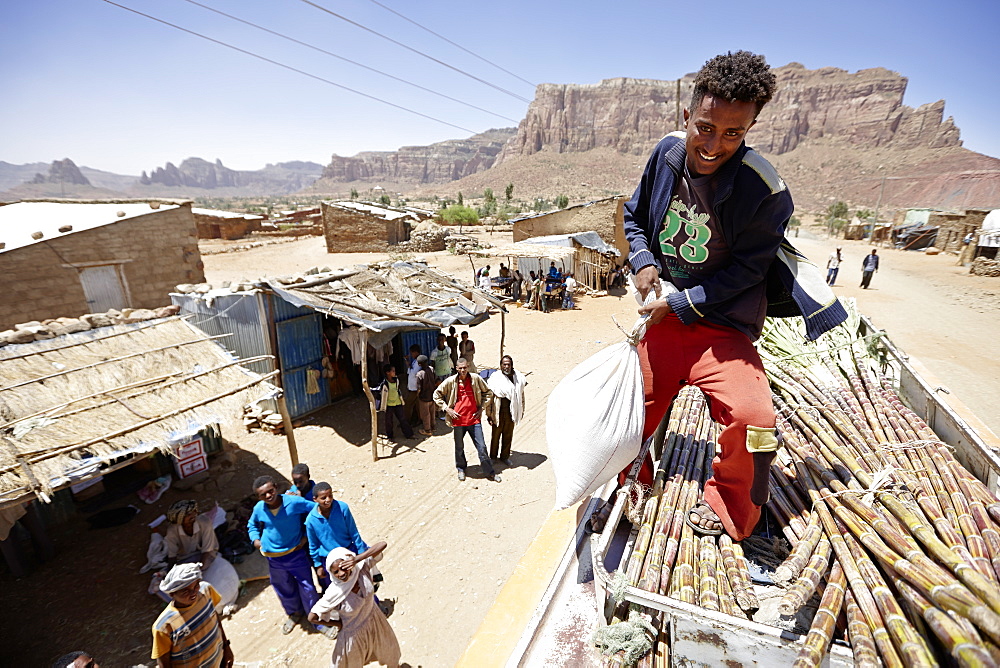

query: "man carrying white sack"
xmin=594 ymin=51 xmax=844 ymax=540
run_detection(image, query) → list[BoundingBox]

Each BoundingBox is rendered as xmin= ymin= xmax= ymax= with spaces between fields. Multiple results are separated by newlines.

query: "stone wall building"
xmin=321 ymin=201 xmax=432 ymax=252
xmin=512 ymin=196 xmax=627 ymax=256
xmin=192 ymin=207 xmax=263 ymax=240
xmin=0 ymin=200 xmax=204 ymax=329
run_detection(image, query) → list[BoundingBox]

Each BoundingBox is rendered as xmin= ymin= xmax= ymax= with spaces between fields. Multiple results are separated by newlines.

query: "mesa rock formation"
xmin=316 ymin=128 xmax=515 ymax=187
xmin=497 ymin=64 xmax=962 ymax=163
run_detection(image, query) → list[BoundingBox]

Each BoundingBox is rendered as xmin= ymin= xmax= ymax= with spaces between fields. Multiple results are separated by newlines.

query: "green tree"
xmin=379 ymin=194 xmax=391 ymax=206
xmin=827 ymin=200 xmax=849 ymax=220
xmin=438 ymin=204 xmax=479 ymax=227
xmin=457 ymin=191 xmax=464 ymax=206
xmin=350 ymin=188 xmax=359 ymax=200
xmin=827 ymin=200 xmax=848 ymax=236
xmin=855 ymin=208 xmax=874 ymax=220
xmin=481 ymin=188 xmax=497 ymax=216
xmin=504 ymin=182 xmax=514 ymax=203
xmin=555 ymin=194 xmax=569 ymax=209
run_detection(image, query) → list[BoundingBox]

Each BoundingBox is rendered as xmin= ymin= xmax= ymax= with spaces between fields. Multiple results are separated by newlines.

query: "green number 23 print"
xmin=659 ymin=201 xmax=711 ymax=264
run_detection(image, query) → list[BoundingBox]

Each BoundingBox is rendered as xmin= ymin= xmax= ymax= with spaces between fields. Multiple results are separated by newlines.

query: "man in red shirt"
xmin=434 ymin=358 xmax=498 ymax=482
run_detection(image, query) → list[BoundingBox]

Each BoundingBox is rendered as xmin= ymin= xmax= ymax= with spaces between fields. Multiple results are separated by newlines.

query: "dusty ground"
xmin=4 ymin=227 xmax=998 ymax=667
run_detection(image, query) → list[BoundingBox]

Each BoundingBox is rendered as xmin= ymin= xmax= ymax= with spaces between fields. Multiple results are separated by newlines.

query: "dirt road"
xmin=7 ymin=228 xmax=997 ymax=667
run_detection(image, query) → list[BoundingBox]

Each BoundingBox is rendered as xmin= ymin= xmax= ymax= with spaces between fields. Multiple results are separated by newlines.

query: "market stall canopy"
xmin=519 ymin=231 xmax=620 ymax=256
xmin=0 ymin=317 xmax=277 ymax=510
xmin=263 ymin=261 xmax=504 ymax=348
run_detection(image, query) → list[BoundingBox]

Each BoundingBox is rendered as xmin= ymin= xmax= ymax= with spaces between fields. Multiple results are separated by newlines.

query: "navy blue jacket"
xmin=624 ymin=133 xmax=846 ymax=341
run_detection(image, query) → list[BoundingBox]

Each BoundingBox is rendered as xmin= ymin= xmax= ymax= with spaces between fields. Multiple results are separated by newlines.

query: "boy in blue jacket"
xmin=247 ymin=475 xmax=334 ymax=638
xmin=305 ymin=482 xmax=369 ymax=589
xmin=606 ymin=51 xmax=843 ymax=542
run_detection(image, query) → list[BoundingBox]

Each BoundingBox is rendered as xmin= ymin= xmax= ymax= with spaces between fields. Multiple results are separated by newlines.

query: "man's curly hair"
xmin=691 ymin=51 xmax=776 ymax=116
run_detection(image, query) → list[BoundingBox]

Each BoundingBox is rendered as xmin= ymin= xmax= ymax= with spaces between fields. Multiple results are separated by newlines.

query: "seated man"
xmin=164 ymin=500 xmax=218 ymax=570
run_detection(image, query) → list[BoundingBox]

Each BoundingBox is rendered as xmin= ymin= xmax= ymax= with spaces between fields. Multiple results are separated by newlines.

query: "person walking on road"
xmin=827 ymin=247 xmax=842 ymax=285
xmin=414 ymin=355 xmax=436 ymax=436
xmin=861 ymin=249 xmax=880 ymax=289
xmin=434 ymin=358 xmax=499 ymax=482
xmin=378 ymin=365 xmax=413 ymax=442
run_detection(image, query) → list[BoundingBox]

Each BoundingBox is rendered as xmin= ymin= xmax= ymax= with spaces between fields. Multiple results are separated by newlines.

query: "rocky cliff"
xmin=138 ymin=158 xmax=323 ymax=194
xmin=30 ymin=158 xmax=91 ymax=186
xmin=318 ymin=128 xmax=515 ymax=186
xmin=497 ymin=64 xmax=962 ymax=162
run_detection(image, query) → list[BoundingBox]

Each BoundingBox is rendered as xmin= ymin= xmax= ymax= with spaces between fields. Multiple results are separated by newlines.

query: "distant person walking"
xmin=487 ymin=355 xmax=527 ymax=467
xmin=826 ymin=247 xmax=842 ymax=285
xmin=860 ymin=249 xmax=880 ymax=289
xmin=434 ymin=358 xmax=499 ymax=482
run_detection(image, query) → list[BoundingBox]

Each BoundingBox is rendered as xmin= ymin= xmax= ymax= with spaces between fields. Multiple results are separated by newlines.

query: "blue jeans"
xmin=826 ymin=267 xmax=839 ymax=285
xmin=267 ymin=549 xmax=325 ymax=630
xmin=453 ymin=423 xmax=495 ymax=477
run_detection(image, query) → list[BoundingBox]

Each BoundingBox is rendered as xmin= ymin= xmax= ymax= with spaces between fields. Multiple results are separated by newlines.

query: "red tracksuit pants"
xmin=631 ymin=314 xmax=775 ymax=541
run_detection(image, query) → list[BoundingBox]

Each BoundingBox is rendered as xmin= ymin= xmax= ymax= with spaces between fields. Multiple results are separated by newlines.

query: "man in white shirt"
xmin=404 ymin=344 xmax=421 ymax=426
xmin=826 ymin=247 xmax=842 ymax=286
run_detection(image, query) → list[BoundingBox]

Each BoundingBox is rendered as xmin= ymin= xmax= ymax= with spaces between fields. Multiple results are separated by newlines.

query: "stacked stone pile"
xmin=0 ymin=305 xmax=182 ymax=347
xmin=447 ymin=235 xmax=490 ymax=254
xmin=395 ymin=222 xmax=450 ymax=252
xmin=971 ymin=256 xmax=1000 ymax=277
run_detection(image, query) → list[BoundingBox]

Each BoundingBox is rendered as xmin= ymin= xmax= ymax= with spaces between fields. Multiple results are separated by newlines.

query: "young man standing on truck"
xmin=602 ymin=51 xmax=843 ymax=541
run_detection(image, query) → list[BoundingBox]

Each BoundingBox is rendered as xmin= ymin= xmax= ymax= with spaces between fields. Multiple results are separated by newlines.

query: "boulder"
xmin=121 ymin=308 xmax=158 ymax=323
xmin=81 ymin=312 xmax=115 ymax=329
xmin=2 ymin=329 xmax=35 ymax=344
xmin=155 ymin=305 xmax=181 ymax=318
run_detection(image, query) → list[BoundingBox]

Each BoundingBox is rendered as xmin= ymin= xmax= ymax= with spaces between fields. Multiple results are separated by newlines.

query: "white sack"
xmin=203 ymin=556 xmax=240 ymax=611
xmin=547 ymin=280 xmax=677 ymax=509
xmin=547 ymin=327 xmax=646 ymax=510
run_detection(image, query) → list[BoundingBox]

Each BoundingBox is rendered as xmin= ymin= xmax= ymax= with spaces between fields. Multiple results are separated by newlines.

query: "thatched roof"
xmin=0 ymin=317 xmax=277 ymax=509
xmin=266 ymin=261 xmax=505 ymax=342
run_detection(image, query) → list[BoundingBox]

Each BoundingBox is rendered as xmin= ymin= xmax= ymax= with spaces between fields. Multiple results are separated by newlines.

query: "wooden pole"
xmin=499 ymin=309 xmax=506 ymax=362
xmin=360 ymin=330 xmax=379 ymax=462
xmin=467 ymin=254 xmax=477 ymax=285
xmin=276 ymin=393 xmax=299 ymax=467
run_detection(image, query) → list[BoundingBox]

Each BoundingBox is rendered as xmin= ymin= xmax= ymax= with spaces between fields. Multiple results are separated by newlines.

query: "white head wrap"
xmin=160 ymin=562 xmax=202 ymax=594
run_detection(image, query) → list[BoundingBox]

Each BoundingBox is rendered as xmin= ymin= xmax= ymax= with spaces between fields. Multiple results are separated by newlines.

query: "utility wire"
xmin=98 ymin=0 xmax=477 ymax=134
xmin=363 ymin=0 xmax=536 ymax=88
xmin=297 ymin=0 xmax=532 ymax=103
xmin=177 ymin=0 xmax=519 ymax=124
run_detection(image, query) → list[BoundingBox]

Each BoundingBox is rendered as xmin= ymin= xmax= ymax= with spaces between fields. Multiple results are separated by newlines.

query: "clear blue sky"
xmin=2 ymin=0 xmax=997 ymax=174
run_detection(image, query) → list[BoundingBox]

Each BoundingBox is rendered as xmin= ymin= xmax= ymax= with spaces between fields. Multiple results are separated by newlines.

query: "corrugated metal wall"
xmin=269 ymin=295 xmax=331 ymax=418
xmin=400 ymin=329 xmax=439 ymax=360
xmin=171 ymin=292 xmax=274 ymax=377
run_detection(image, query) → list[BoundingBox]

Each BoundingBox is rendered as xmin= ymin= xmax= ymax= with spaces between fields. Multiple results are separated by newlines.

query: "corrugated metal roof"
xmin=0 ymin=201 xmax=182 ymax=254
xmin=192 ymin=207 xmax=263 ymax=220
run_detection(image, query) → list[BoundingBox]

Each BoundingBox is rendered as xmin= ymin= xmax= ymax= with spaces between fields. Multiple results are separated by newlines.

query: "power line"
xmin=363 ymin=0 xmax=536 ymax=88
xmin=177 ymin=0 xmax=519 ymax=124
xmin=98 ymin=0 xmax=477 ymax=134
xmin=297 ymin=0 xmax=532 ymax=104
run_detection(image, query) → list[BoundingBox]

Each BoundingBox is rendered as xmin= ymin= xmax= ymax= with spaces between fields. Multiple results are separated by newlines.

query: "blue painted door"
xmin=275 ymin=313 xmax=329 ymax=418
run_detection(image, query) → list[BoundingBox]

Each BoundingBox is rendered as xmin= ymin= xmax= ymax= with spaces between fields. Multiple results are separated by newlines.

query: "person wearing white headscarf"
xmin=487 ymin=355 xmax=527 ymax=467
xmin=153 ymin=563 xmax=234 ymax=668
xmin=309 ymin=542 xmax=400 ymax=668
